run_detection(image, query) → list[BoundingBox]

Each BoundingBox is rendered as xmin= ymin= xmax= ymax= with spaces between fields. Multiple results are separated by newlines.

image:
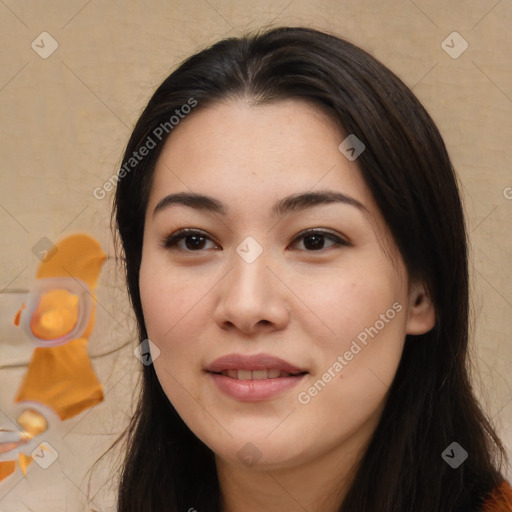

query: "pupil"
xmin=305 ymin=235 xmax=324 ymax=250
xmin=186 ymin=235 xmax=205 ymax=250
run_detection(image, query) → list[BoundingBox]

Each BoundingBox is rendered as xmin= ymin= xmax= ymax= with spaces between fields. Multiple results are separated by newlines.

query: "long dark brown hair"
xmin=100 ymin=26 xmax=508 ymax=511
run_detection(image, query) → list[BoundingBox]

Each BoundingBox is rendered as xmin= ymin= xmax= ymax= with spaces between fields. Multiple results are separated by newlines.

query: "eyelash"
xmin=161 ymin=228 xmax=350 ymax=253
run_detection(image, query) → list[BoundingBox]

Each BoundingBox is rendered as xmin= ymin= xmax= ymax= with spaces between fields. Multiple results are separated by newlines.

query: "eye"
xmin=162 ymin=229 xmax=219 ymax=252
xmin=162 ymin=228 xmax=349 ymax=253
xmin=290 ymin=229 xmax=349 ymax=251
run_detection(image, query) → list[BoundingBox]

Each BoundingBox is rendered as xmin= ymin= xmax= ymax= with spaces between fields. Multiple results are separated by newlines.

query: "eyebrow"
xmin=153 ymin=190 xmax=368 ymax=217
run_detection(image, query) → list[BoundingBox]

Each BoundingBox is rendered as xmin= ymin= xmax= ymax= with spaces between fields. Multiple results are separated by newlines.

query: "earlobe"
xmin=405 ymin=282 xmax=436 ymax=335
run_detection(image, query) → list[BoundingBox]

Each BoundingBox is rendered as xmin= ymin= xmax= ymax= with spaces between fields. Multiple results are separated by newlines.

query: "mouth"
xmin=211 ymin=369 xmax=307 ymax=380
xmin=205 ymin=353 xmax=309 ymax=401
xmin=204 ymin=352 xmax=308 ymax=374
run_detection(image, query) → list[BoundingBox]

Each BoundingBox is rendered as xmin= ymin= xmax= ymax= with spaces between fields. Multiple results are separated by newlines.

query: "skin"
xmin=139 ymin=98 xmax=435 ymax=512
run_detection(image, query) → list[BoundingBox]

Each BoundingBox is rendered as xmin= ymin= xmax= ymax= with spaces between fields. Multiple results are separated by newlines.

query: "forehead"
xmin=148 ymin=99 xmax=374 ymax=218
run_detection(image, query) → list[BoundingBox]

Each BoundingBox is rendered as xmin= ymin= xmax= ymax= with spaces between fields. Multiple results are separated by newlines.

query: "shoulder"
xmin=482 ymin=480 xmax=512 ymax=512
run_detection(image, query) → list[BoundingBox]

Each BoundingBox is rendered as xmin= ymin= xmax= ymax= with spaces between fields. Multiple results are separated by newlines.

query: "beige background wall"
xmin=0 ymin=1 xmax=511 ymax=510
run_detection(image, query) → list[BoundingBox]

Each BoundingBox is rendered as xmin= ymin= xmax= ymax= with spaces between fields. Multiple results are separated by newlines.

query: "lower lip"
xmin=207 ymin=372 xmax=306 ymax=401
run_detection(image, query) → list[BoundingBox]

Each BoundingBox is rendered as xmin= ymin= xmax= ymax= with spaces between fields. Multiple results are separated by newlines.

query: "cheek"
xmin=291 ymin=255 xmax=406 ymax=349
xmin=293 ymin=255 xmax=408 ymax=415
xmin=139 ymin=252 xmax=206 ymax=354
xmin=294 ymin=286 xmax=406 ymax=452
xmin=138 ymin=256 xmax=211 ymax=408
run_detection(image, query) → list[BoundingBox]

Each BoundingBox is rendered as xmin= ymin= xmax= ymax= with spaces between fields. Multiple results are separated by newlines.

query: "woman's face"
xmin=139 ymin=99 xmax=433 ymax=471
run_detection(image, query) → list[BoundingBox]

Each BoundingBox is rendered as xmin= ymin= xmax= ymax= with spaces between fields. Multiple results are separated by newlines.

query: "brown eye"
xmin=291 ymin=229 xmax=349 ymax=251
xmin=163 ymin=229 xmax=219 ymax=251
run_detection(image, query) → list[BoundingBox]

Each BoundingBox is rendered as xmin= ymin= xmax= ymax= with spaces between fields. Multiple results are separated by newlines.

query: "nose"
xmin=212 ymin=249 xmax=290 ymax=335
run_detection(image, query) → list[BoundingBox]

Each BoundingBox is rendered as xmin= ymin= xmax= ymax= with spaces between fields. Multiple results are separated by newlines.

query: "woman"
xmin=105 ymin=26 xmax=511 ymax=511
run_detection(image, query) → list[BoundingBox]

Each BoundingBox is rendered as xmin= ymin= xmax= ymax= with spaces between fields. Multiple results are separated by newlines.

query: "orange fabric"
xmin=13 ymin=305 xmax=23 ymax=326
xmin=0 ymin=411 xmax=48 ymax=481
xmin=1 ymin=235 xmax=106 ymax=482
xmin=18 ymin=453 xmax=33 ymax=476
xmin=14 ymin=338 xmax=104 ymax=421
xmin=34 ymin=233 xmax=106 ymax=340
xmin=34 ymin=234 xmax=105 ymax=286
xmin=0 ymin=453 xmax=36 ymax=479
xmin=483 ymin=480 xmax=512 ymax=512
xmin=0 ymin=461 xmax=16 ymax=481
xmin=14 ymin=234 xmax=106 ymax=420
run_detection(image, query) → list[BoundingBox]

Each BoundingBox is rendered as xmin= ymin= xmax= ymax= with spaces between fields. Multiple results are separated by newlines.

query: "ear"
xmin=406 ymin=281 xmax=436 ymax=335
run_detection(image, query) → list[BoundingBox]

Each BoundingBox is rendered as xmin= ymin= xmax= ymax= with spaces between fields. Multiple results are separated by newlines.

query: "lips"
xmin=220 ymin=369 xmax=299 ymax=380
xmin=205 ymin=353 xmax=308 ymax=400
xmin=204 ymin=353 xmax=307 ymax=377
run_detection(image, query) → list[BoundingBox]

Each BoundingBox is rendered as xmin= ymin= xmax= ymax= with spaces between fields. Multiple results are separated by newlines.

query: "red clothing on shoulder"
xmin=483 ymin=480 xmax=512 ymax=512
